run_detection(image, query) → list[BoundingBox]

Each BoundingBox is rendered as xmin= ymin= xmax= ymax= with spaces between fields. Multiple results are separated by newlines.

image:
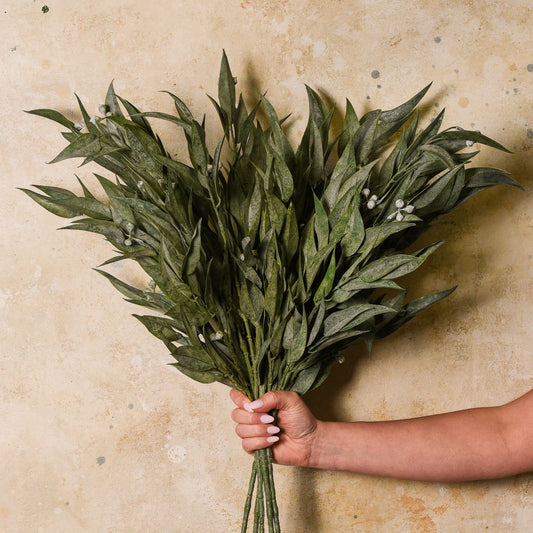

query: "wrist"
xmin=306 ymin=420 xmax=329 ymax=469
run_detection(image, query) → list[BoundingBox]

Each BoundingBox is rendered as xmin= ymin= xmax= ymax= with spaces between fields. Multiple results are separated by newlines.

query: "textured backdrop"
xmin=1 ymin=1 xmax=532 ymax=531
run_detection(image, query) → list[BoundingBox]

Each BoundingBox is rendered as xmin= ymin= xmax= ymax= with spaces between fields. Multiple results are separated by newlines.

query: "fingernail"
xmin=260 ymin=414 xmax=275 ymax=424
xmin=267 ymin=436 xmax=279 ymax=443
xmin=244 ymin=399 xmax=264 ymax=412
xmin=267 ymin=426 xmax=280 ymax=435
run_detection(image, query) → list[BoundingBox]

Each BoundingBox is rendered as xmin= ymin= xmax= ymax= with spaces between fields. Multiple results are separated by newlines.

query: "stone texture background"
xmin=1 ymin=1 xmax=532 ymax=531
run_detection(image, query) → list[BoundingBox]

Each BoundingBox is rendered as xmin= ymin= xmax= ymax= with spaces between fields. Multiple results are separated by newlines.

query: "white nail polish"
xmin=267 ymin=436 xmax=279 ymax=443
xmin=260 ymin=414 xmax=274 ymax=424
xmin=267 ymin=426 xmax=280 ymax=435
xmin=244 ymin=399 xmax=264 ymax=412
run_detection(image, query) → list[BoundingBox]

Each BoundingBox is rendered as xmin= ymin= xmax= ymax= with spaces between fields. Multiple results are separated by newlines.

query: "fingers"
xmin=229 ymin=388 xmax=249 ymax=408
xmin=230 ymin=389 xmax=302 ymax=414
xmin=231 ymin=407 xmax=275 ymax=425
xmin=235 ymin=421 xmax=281 ymax=439
xmin=240 ymin=435 xmax=280 ymax=454
xmin=230 ymin=389 xmax=283 ymax=453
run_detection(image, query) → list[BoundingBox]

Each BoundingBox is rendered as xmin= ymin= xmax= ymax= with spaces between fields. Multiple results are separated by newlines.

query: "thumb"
xmin=244 ymin=390 xmax=301 ymax=414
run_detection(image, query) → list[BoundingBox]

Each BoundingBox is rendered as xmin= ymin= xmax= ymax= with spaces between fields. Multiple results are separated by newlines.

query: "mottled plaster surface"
xmin=1 ymin=1 xmax=532 ymax=531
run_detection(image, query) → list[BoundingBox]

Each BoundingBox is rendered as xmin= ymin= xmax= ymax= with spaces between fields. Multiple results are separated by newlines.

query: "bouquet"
xmin=22 ymin=52 xmax=519 ymax=532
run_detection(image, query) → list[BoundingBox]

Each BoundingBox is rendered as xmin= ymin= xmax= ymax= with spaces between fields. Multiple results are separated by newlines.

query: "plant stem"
xmin=242 ymin=448 xmax=281 ymax=533
xmin=241 ymin=461 xmax=257 ymax=533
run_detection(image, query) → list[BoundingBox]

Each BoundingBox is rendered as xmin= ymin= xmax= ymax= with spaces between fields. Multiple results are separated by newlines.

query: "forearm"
xmin=308 ymin=403 xmax=529 ymax=482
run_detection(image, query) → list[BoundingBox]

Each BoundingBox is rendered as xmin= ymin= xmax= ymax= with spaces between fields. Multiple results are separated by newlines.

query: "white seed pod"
xmin=405 ymin=205 xmax=415 ymax=213
xmin=369 ymin=194 xmax=378 ymax=202
xmin=396 ymin=212 xmax=404 ymax=222
xmin=395 ymin=199 xmax=405 ymax=209
xmin=367 ymin=200 xmax=376 ymax=209
xmin=466 ymin=140 xmax=474 ymax=146
xmin=124 ymin=238 xmax=133 ymax=246
xmin=362 ymin=188 xmax=370 ymax=198
xmin=126 ymin=222 xmax=135 ymax=233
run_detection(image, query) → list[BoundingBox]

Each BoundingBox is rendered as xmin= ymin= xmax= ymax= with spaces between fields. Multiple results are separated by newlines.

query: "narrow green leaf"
xmin=418 ymin=144 xmax=456 ymax=169
xmin=25 ymin=108 xmax=79 ymax=133
xmin=324 ymin=303 xmax=394 ymax=336
xmin=19 ymin=188 xmax=80 ymax=218
xmin=313 ymin=193 xmax=329 ymax=249
xmin=218 ymin=50 xmax=236 ymax=122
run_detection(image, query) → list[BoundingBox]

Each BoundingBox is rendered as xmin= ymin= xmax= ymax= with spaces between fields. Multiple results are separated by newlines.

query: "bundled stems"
xmin=242 ymin=447 xmax=280 ymax=533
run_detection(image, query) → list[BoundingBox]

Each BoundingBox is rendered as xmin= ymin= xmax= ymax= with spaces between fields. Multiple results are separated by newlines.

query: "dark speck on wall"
xmin=42 ymin=5 xmax=49 ymax=13
xmin=527 ymin=128 xmax=533 ymax=139
xmin=371 ymin=70 xmax=380 ymax=79
xmin=434 ymin=36 xmax=442 ymax=43
xmin=527 ymin=64 xmax=533 ymax=72
xmin=128 ymin=403 xmax=134 ymax=409
xmin=97 ymin=456 xmax=106 ymax=466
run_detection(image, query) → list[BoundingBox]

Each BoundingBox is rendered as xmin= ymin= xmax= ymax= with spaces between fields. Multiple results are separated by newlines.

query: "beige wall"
xmin=2 ymin=1 xmax=532 ymax=531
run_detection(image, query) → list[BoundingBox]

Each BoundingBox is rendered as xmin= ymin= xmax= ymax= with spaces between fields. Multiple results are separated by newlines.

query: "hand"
xmin=230 ymin=389 xmax=319 ymax=467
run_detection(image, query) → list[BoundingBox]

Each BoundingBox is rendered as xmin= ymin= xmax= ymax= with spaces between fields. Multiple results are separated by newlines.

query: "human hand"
xmin=230 ymin=389 xmax=319 ymax=467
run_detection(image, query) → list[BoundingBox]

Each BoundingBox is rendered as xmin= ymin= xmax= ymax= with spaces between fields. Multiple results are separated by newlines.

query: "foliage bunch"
xmin=23 ymin=53 xmax=519 ymax=532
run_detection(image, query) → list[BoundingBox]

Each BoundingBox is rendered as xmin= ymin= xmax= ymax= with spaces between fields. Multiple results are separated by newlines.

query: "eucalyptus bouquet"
xmin=23 ymin=53 xmax=519 ymax=532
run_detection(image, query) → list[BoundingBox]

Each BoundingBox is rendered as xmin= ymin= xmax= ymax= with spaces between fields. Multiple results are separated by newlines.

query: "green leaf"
xmin=287 ymin=309 xmax=307 ymax=363
xmin=313 ymin=193 xmax=329 ymax=249
xmin=340 ymin=206 xmax=365 ymax=257
xmin=331 ymin=279 xmax=402 ymax=304
xmin=133 ymin=314 xmax=185 ymax=347
xmin=62 ymin=218 xmax=125 ymax=245
xmin=322 ymin=142 xmax=356 ymax=213
xmin=354 ymin=110 xmax=380 ymax=164
xmin=48 ymin=133 xmax=103 ymax=164
xmin=374 ymin=83 xmax=432 ymax=145
xmin=418 ymin=144 xmax=456 ymax=169
xmin=290 ymin=362 xmax=322 ymax=395
xmin=377 ymin=286 xmax=457 ymax=338
xmin=465 ymin=167 xmax=522 ymax=189
xmin=19 ymin=188 xmax=81 ymax=218
xmin=265 ymin=190 xmax=286 ymax=234
xmin=161 ymin=91 xmax=195 ymax=123
xmin=337 ymin=99 xmax=359 ymax=157
xmin=218 ymin=50 xmax=236 ymax=122
xmin=324 ymin=303 xmax=394 ymax=336
xmin=75 ymin=94 xmax=99 ymax=135
xmin=437 ymin=129 xmax=511 ymax=153
xmin=281 ymin=202 xmax=299 ymax=263
xmin=308 ymin=299 xmax=326 ymax=345
xmin=25 ymin=108 xmax=79 ymax=133
xmin=259 ymin=94 xmax=295 ymax=169
xmin=170 ymin=345 xmax=221 ymax=384
xmin=359 ymin=254 xmax=423 ymax=282
xmin=105 ymin=81 xmax=125 ymax=117
xmin=313 ymin=253 xmax=336 ymax=304
xmin=264 ymin=262 xmax=281 ymax=320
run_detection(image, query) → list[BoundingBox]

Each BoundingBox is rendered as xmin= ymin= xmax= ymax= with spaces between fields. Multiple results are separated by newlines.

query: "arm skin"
xmin=230 ymin=388 xmax=533 ymax=482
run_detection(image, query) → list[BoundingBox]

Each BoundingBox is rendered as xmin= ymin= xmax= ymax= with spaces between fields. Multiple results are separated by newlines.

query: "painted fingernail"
xmin=244 ymin=399 xmax=264 ymax=412
xmin=260 ymin=414 xmax=275 ymax=424
xmin=267 ymin=426 xmax=280 ymax=435
xmin=267 ymin=436 xmax=279 ymax=443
